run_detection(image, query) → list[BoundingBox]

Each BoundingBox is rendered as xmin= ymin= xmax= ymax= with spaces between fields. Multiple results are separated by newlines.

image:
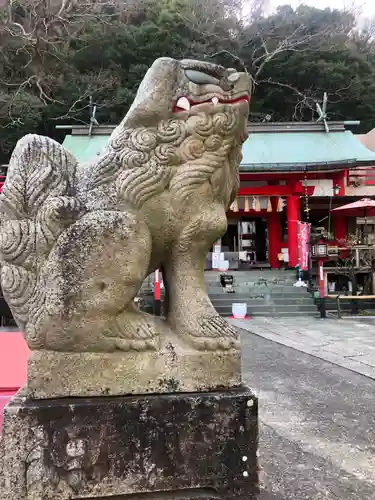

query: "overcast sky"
xmin=269 ymin=0 xmax=375 ymax=17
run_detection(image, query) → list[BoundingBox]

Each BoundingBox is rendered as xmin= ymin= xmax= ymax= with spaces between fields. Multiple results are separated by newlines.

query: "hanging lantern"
xmin=277 ymin=197 xmax=283 ymax=212
xmin=267 ymin=197 xmax=272 ymax=212
xmin=253 ymin=196 xmax=261 ymax=212
xmin=230 ymin=198 xmax=239 ymax=212
xmin=244 ymin=197 xmax=250 ymax=212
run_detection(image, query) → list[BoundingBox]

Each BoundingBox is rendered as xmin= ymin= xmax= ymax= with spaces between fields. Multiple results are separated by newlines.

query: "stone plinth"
xmin=0 ymin=387 xmax=258 ymax=500
xmin=27 ymin=345 xmax=241 ymax=399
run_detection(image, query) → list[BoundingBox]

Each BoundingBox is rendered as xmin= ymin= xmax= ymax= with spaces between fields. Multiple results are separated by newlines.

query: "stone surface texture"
xmin=0 ymin=57 xmax=251 ymax=363
xmin=27 ymin=344 xmax=241 ymax=399
xmin=0 ymin=387 xmax=259 ymax=500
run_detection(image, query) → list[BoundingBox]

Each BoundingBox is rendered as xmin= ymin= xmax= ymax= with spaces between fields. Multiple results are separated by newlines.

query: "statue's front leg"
xmin=164 ymin=209 xmax=239 ymax=351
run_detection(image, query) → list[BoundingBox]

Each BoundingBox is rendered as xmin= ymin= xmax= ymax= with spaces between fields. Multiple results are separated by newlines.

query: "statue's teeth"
xmin=212 ymin=97 xmax=219 ymax=106
xmin=176 ymin=97 xmax=190 ymax=111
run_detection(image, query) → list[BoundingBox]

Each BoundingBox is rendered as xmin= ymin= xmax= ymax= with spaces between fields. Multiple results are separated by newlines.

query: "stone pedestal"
xmin=0 ymin=387 xmax=258 ymax=500
xmin=27 ymin=346 xmax=241 ymax=399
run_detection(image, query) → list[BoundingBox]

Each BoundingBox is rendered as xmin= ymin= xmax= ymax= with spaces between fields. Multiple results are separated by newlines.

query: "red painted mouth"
xmin=173 ymin=95 xmax=250 ymax=112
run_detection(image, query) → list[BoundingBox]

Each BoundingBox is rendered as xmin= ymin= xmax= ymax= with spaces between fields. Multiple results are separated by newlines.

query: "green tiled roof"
xmin=62 ymin=124 xmax=375 ymax=171
xmin=241 ymin=129 xmax=375 ymax=171
xmin=62 ymin=135 xmax=108 ymax=162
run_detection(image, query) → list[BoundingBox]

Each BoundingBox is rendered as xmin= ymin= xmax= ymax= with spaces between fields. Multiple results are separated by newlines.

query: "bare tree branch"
xmin=0 ymin=0 xmax=126 ymax=127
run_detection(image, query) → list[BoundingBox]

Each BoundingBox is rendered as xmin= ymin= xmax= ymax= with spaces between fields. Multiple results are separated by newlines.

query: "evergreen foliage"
xmin=0 ymin=0 xmax=374 ymax=161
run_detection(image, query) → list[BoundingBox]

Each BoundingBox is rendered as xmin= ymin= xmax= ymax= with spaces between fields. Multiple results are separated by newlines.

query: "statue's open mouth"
xmin=173 ymin=95 xmax=249 ymax=112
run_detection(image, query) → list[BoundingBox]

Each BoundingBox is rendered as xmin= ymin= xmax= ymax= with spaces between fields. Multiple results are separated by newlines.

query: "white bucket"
xmin=232 ymin=303 xmax=247 ymax=319
xmin=218 ymin=260 xmax=229 ymax=272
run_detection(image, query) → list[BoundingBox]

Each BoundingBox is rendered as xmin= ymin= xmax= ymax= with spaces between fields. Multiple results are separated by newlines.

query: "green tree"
xmin=1 ymin=0 xmax=375 ymax=162
xmin=236 ymin=5 xmax=375 ymax=128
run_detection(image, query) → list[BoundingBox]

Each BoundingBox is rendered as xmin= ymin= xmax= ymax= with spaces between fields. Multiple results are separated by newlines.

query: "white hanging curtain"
xmin=253 ymin=196 xmax=261 ymax=212
xmin=230 ymin=198 xmax=239 ymax=212
xmin=244 ymin=197 xmax=250 ymax=212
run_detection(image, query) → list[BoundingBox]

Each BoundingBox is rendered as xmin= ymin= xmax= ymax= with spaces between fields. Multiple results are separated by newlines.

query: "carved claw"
xmin=26 ymin=323 xmax=46 ymax=350
xmin=187 ymin=315 xmax=240 ymax=351
xmin=102 ymin=310 xmax=162 ymax=352
xmin=114 ymin=337 xmax=159 ymax=352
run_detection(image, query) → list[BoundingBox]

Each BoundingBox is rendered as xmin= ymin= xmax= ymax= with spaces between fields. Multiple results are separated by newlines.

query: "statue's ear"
xmin=1 ymin=135 xmax=78 ymax=220
xmin=120 ymin=58 xmax=182 ymax=128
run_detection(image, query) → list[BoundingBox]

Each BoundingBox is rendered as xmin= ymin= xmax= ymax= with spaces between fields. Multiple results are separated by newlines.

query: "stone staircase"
xmin=206 ymin=270 xmax=319 ymax=317
xmin=137 ymin=269 xmax=319 ymax=317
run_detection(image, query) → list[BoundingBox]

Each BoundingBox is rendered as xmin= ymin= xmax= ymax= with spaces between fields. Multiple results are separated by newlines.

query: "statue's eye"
xmin=189 ymin=64 xmax=223 ymax=79
xmin=185 ymin=70 xmax=219 ymax=86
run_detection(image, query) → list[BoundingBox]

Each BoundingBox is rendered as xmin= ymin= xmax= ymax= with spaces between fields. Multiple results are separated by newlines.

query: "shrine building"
xmin=52 ymin=120 xmax=375 ymax=271
xmin=1 ymin=120 xmax=375 ymax=272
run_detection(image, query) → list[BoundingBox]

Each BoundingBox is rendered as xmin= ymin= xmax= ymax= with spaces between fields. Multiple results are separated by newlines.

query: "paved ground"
xmin=235 ymin=321 xmax=375 ymax=500
xmin=2 ymin=323 xmax=375 ymax=499
xmin=230 ymin=316 xmax=375 ymax=380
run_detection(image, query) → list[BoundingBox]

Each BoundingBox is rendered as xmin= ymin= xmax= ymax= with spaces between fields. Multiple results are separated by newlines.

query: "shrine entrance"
xmin=214 ymin=216 xmax=269 ymax=270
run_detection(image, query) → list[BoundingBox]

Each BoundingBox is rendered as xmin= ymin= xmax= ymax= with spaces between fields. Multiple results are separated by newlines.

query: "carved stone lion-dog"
xmin=0 ymin=57 xmax=251 ymax=354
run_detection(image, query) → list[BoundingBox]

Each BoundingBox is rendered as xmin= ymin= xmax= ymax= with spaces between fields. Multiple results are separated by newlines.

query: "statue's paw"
xmin=189 ymin=337 xmax=240 ymax=351
xmin=26 ymin=323 xmax=46 ymax=350
xmin=112 ymin=336 xmax=160 ymax=352
xmin=104 ymin=311 xmax=162 ymax=351
xmin=189 ymin=315 xmax=240 ymax=351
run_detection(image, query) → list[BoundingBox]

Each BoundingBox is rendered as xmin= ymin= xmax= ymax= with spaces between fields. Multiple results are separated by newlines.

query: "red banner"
xmin=298 ymin=222 xmax=310 ymax=271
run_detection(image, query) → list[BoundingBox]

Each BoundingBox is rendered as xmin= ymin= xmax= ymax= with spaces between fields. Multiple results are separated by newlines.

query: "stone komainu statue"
xmin=0 ymin=58 xmax=251 ymax=353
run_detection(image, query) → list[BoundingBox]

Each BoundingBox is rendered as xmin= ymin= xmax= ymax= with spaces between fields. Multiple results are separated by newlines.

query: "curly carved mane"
xmin=86 ymin=106 xmax=243 ymax=210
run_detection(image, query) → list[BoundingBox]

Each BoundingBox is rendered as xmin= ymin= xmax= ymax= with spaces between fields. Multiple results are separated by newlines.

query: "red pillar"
xmin=268 ymin=198 xmax=281 ymax=268
xmin=335 ymin=217 xmax=347 ymax=242
xmin=287 ymin=196 xmax=299 ymax=267
xmin=333 ymin=172 xmax=346 ymax=196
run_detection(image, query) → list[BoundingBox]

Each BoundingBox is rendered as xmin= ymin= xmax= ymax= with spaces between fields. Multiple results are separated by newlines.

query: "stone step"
xmin=205 ymin=270 xmax=295 ymax=275
xmin=139 ymin=286 xmax=312 ymax=296
xmin=210 ymin=297 xmax=316 ymax=305
xmin=226 ymin=311 xmax=319 ymax=317
xmin=204 ymin=273 xmax=296 ymax=283
xmin=214 ymin=304 xmax=318 ymax=314
xmin=206 ymin=277 xmax=297 ymax=283
xmin=205 ymin=271 xmax=296 ymax=278
xmin=207 ymin=279 xmax=305 ymax=286
xmin=214 ymin=300 xmax=317 ymax=309
xmin=141 ymin=283 xmax=306 ymax=293
xmin=212 ymin=286 xmax=314 ymax=294
xmin=209 ymin=288 xmax=311 ymax=295
xmin=207 ymin=287 xmax=310 ymax=295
